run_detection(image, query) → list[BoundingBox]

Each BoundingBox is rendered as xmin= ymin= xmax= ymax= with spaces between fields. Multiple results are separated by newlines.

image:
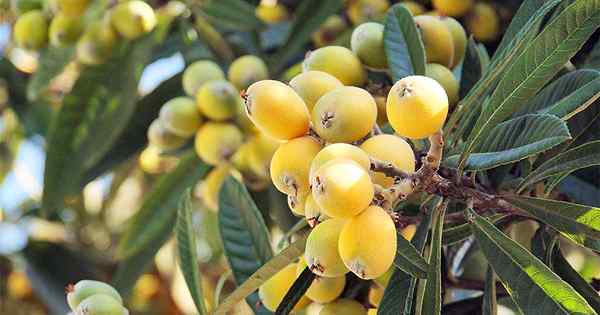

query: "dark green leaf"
xmin=551 ymin=246 xmax=600 ymax=312
xmin=446 ymin=114 xmax=571 ymax=170
xmin=275 ymin=267 xmax=315 ymax=315
xmin=443 ymin=214 xmax=506 ymax=245
xmin=117 ymin=151 xmax=209 ymax=259
xmin=530 ymin=226 xmax=557 ymax=264
xmin=458 ymin=0 xmax=600 ymax=171
xmin=584 ymin=40 xmax=600 ymax=69
xmin=394 ymin=230 xmax=429 ymax=278
xmin=468 ymin=208 xmax=597 ymax=314
xmin=420 ymin=201 xmax=446 ymax=315
xmin=482 ymin=267 xmax=497 ymax=315
xmin=519 ymin=141 xmax=600 ymax=191
xmin=383 ymin=4 xmax=426 ymax=81
xmin=270 ymin=0 xmax=343 ymax=73
xmin=176 ymin=191 xmax=208 ymax=315
xmin=459 ymin=38 xmax=485 ymax=99
xmin=26 ymin=46 xmax=75 ymax=101
xmin=201 ymin=0 xmax=263 ymax=31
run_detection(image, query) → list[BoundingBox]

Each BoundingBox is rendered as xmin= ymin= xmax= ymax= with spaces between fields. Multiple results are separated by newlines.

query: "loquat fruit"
xmin=305 ymin=218 xmax=349 ymax=278
xmin=182 ymin=61 xmax=225 ymax=97
xmin=351 ymin=22 xmax=387 ymax=69
xmin=270 ymin=136 xmax=321 ymax=196
xmin=76 ymin=21 xmax=117 ymax=65
xmin=347 ymin=0 xmax=390 ymax=25
xmin=67 ymin=280 xmax=122 ymax=310
xmin=147 ymin=119 xmax=187 ymax=150
xmin=425 ymin=63 xmax=459 ymax=106
xmin=194 ymin=122 xmax=243 ymax=165
xmin=196 ymin=80 xmax=242 ymax=121
xmin=360 ymin=134 xmax=416 ymax=187
xmin=74 ymin=294 xmax=128 ymax=315
xmin=296 ymin=257 xmax=345 ymax=303
xmin=440 ymin=16 xmax=467 ymax=68
xmin=14 ymin=10 xmax=48 ymax=50
xmin=303 ymin=46 xmax=366 ymax=86
xmin=49 ymin=12 xmax=82 ymax=47
xmin=309 ymin=143 xmax=371 ymax=179
xmin=289 ymin=71 xmax=343 ymax=111
xmin=228 ymin=55 xmax=269 ymax=91
xmin=258 ymin=264 xmax=311 ymax=312
xmin=413 ymin=15 xmax=455 ymax=69
xmin=159 ymin=97 xmax=203 ymax=137
xmin=320 ymin=298 xmax=367 ymax=315
xmin=110 ymin=0 xmax=157 ymax=40
xmin=57 ymin=0 xmax=89 ymax=16
xmin=432 ymin=0 xmax=473 ymax=18
xmin=465 ymin=3 xmax=500 ymax=43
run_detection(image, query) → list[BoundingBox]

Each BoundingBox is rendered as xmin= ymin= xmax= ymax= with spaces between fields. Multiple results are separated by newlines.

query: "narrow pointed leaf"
xmin=420 ymin=202 xmax=446 ymax=315
xmin=468 ymin=208 xmax=597 ymax=314
xmin=459 ymin=0 xmax=600 ymax=171
xmin=383 ymin=4 xmax=426 ymax=81
xmin=446 ymin=114 xmax=571 ymax=170
xmin=459 ymin=38 xmax=485 ymax=98
xmin=117 ymin=151 xmax=209 ymax=259
xmin=551 ymin=246 xmax=600 ymax=312
xmin=214 ymin=234 xmax=307 ymax=315
xmin=201 ymin=0 xmax=263 ymax=30
xmin=584 ymin=40 xmax=600 ymax=69
xmin=176 ymin=191 xmax=208 ymax=315
xmin=394 ymin=231 xmax=429 ymax=278
xmin=443 ymin=214 xmax=507 ymax=245
xmin=519 ymin=141 xmax=600 ymax=191
xmin=482 ymin=267 xmax=497 ymax=315
xmin=27 ymin=46 xmax=75 ymax=101
xmin=275 ymin=267 xmax=315 ymax=315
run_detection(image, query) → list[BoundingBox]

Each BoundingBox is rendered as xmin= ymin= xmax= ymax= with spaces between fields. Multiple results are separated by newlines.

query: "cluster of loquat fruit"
xmin=65 ymin=280 xmax=129 ymax=315
xmin=11 ymin=0 xmax=157 ymax=65
xmin=248 ymin=8 xmax=451 ymax=309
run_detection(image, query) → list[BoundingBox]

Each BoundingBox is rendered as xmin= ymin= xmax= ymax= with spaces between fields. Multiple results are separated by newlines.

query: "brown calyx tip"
xmin=307 ymin=217 xmax=319 ymax=228
xmin=66 ymin=283 xmax=75 ymax=293
xmin=309 ymin=262 xmax=325 ymax=274
xmin=398 ymin=84 xmax=413 ymax=98
xmin=320 ymin=111 xmax=335 ymax=128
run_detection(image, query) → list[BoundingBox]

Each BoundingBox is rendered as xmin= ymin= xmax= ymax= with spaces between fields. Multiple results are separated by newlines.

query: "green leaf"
xmin=214 ymin=234 xmax=307 ymax=315
xmin=270 ymin=0 xmax=343 ymax=73
xmin=394 ymin=230 xmax=429 ymax=278
xmin=505 ymin=196 xmax=600 ymax=247
xmin=458 ymin=0 xmax=600 ymax=171
xmin=443 ymin=214 xmax=506 ymax=245
xmin=551 ymin=246 xmax=600 ymax=312
xmin=420 ymin=202 xmax=446 ymax=315
xmin=81 ymin=73 xmax=183 ymax=183
xmin=117 ymin=151 xmax=209 ymax=259
xmin=275 ymin=267 xmax=315 ymax=315
xmin=446 ymin=114 xmax=571 ymax=170
xmin=514 ymin=69 xmax=600 ymax=118
xmin=378 ymin=203 xmax=433 ymax=315
xmin=467 ymin=208 xmax=597 ymax=314
xmin=201 ymin=0 xmax=263 ymax=31
xmin=519 ymin=141 xmax=600 ymax=191
xmin=26 ymin=46 xmax=75 ymax=101
xmin=176 ymin=191 xmax=208 ymax=315
xmin=42 ymin=37 xmax=156 ymax=215
xmin=482 ymin=267 xmax=497 ymax=315
xmin=584 ymin=40 xmax=600 ymax=69
xmin=218 ymin=177 xmax=273 ymax=314
xmin=530 ymin=226 xmax=557 ymax=265
xmin=383 ymin=4 xmax=426 ymax=81
xmin=459 ymin=38 xmax=485 ymax=99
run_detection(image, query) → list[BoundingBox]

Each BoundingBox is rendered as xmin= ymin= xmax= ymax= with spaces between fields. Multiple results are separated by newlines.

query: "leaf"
xmin=458 ymin=0 xmax=600 ymax=171
xmin=467 ymin=208 xmax=597 ymax=314
xmin=394 ymin=230 xmax=429 ymax=278
xmin=270 ymin=0 xmax=343 ymax=73
xmin=514 ymin=69 xmax=600 ymax=117
xmin=81 ymin=73 xmax=183 ymax=183
xmin=26 ymin=46 xmax=75 ymax=101
xmin=176 ymin=191 xmax=208 ymax=315
xmin=201 ymin=0 xmax=263 ymax=31
xmin=551 ymin=246 xmax=600 ymax=312
xmin=383 ymin=4 xmax=426 ymax=81
xmin=584 ymin=40 xmax=600 ymax=69
xmin=42 ymin=37 xmax=156 ymax=215
xmin=214 ymin=234 xmax=307 ymax=315
xmin=482 ymin=267 xmax=497 ymax=315
xmin=459 ymin=38 xmax=485 ymax=99
xmin=530 ymin=226 xmax=557 ymax=265
xmin=218 ymin=177 xmax=273 ymax=314
xmin=420 ymin=201 xmax=446 ymax=315
xmin=378 ymin=203 xmax=434 ymax=315
xmin=518 ymin=141 xmax=600 ymax=191
xmin=443 ymin=214 xmax=507 ymax=245
xmin=445 ymin=114 xmax=571 ymax=170
xmin=117 ymin=151 xmax=209 ymax=259
xmin=275 ymin=267 xmax=315 ymax=315
xmin=505 ymin=196 xmax=600 ymax=248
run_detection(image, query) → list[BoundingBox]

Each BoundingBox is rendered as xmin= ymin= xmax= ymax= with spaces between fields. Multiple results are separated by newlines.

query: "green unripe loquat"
xmin=228 ymin=55 xmax=269 ymax=91
xmin=465 ymin=3 xmax=500 ymax=43
xmin=296 ymin=257 xmax=345 ymax=303
xmin=440 ymin=17 xmax=467 ymax=68
xmin=270 ymin=136 xmax=321 ymax=197
xmin=320 ymin=299 xmax=367 ymax=315
xmin=351 ymin=22 xmax=387 ymax=69
xmin=66 ymin=280 xmax=122 ymax=310
xmin=339 ymin=205 xmax=397 ymax=279
xmin=289 ymin=71 xmax=343 ymax=111
xmin=194 ymin=122 xmax=243 ymax=165
xmin=305 ymin=218 xmax=349 ymax=278
xmin=182 ymin=61 xmax=225 ymax=97
xmin=386 ymin=75 xmax=448 ymax=139
xmin=312 ymin=86 xmax=377 ymax=143
xmin=196 ymin=80 xmax=242 ymax=121
xmin=147 ymin=119 xmax=187 ymax=150
xmin=14 ymin=10 xmax=48 ymax=50
xmin=57 ymin=0 xmax=89 ymax=16
xmin=309 ymin=143 xmax=371 ymax=179
xmin=432 ymin=0 xmax=473 ymax=17
xmin=49 ymin=13 xmax=82 ymax=47
xmin=76 ymin=21 xmax=117 ymax=65
xmin=74 ymin=294 xmax=128 ymax=315
xmin=111 ymin=0 xmax=157 ymax=40
xmin=159 ymin=97 xmax=203 ymax=137
xmin=303 ymin=46 xmax=366 ymax=86
xmin=360 ymin=134 xmax=415 ymax=187
xmin=258 ymin=264 xmax=311 ymax=312
xmin=425 ymin=63 xmax=459 ymax=106
xmin=347 ymin=0 xmax=389 ymax=25
xmin=413 ymin=15 xmax=455 ymax=69
xmin=244 ymin=80 xmax=310 ymax=140
xmin=311 ymin=159 xmax=374 ymax=219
